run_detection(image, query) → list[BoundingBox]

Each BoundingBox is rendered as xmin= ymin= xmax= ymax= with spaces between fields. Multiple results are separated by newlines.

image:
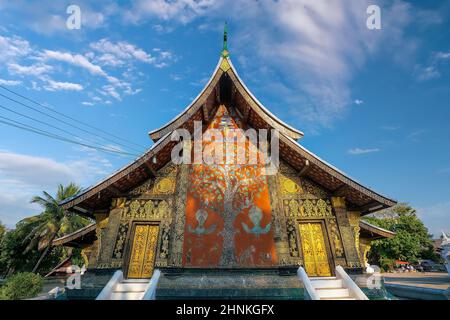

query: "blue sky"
xmin=0 ymin=0 xmax=448 ymax=237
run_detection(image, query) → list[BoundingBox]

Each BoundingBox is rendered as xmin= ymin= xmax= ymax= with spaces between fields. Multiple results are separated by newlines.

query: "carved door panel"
xmin=299 ymin=222 xmax=332 ymax=277
xmin=127 ymin=224 xmax=159 ymax=279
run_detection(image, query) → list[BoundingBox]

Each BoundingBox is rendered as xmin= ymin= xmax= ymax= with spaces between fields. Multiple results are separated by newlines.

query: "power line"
xmin=0 ymin=103 xmax=127 ymax=155
xmin=0 ymin=86 xmax=147 ymax=153
xmin=0 ymin=114 xmax=139 ymax=158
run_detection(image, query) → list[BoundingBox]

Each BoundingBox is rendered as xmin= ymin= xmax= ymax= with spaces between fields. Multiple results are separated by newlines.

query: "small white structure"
xmin=441 ymin=231 xmax=450 ymax=276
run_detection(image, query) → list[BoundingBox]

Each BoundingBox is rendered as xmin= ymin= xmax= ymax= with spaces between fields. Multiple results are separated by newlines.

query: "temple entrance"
xmin=126 ymin=224 xmax=159 ymax=279
xmin=299 ymin=222 xmax=332 ymax=277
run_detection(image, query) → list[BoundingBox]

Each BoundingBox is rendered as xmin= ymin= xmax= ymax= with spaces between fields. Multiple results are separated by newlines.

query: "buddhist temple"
xmin=58 ymin=27 xmax=397 ymax=299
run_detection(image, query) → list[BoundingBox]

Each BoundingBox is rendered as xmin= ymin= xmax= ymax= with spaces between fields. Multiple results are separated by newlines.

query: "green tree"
xmin=0 ymin=220 xmax=67 ymax=276
xmin=0 ymin=221 xmax=6 ymax=274
xmin=0 ymin=272 xmax=43 ymax=300
xmin=22 ymin=183 xmax=89 ymax=273
xmin=364 ymin=203 xmax=437 ymax=270
xmin=0 ymin=221 xmax=5 ymax=240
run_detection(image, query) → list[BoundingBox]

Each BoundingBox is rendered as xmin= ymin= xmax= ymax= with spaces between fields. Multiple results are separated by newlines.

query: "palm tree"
xmin=23 ymin=183 xmax=90 ymax=273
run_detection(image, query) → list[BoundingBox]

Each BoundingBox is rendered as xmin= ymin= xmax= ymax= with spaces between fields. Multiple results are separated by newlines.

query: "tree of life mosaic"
xmin=183 ymin=105 xmax=278 ymax=267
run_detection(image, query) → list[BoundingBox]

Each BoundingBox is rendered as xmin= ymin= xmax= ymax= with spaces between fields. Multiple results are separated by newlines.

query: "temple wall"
xmin=271 ymin=161 xmax=362 ymax=271
xmin=87 ymin=163 xmax=181 ymax=270
xmin=84 ymin=106 xmax=362 ymax=273
xmin=86 ymin=160 xmax=362 ymax=273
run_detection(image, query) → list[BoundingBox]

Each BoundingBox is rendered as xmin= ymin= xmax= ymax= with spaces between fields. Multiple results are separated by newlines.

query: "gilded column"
xmin=96 ymin=203 xmax=123 ymax=268
xmin=331 ymin=197 xmax=361 ymax=268
xmin=267 ymin=174 xmax=291 ymax=266
xmin=348 ymin=211 xmax=362 ymax=265
xmin=169 ymin=164 xmax=189 ymax=267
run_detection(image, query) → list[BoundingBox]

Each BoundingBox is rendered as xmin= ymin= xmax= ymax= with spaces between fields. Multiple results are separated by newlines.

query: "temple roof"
xmin=359 ymin=220 xmax=396 ymax=240
xmin=149 ymin=55 xmax=304 ymax=142
xmin=52 ymin=222 xmax=96 ymax=247
xmin=60 ymin=35 xmax=396 ymax=215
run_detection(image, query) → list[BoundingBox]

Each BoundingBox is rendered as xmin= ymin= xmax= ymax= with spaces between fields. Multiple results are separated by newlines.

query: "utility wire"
xmin=0 ymin=114 xmax=139 ymax=157
xmin=0 ymin=87 xmax=147 ymax=153
xmin=0 ymin=103 xmax=127 ymax=155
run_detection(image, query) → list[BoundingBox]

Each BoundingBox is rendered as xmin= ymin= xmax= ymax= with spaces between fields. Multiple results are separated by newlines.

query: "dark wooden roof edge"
xmin=59 ymin=131 xmax=172 ymax=211
xmin=44 ymin=255 xmax=72 ymax=278
xmin=52 ymin=223 xmax=96 ymax=246
xmin=149 ymin=56 xmax=303 ymax=142
xmin=359 ymin=220 xmax=396 ymax=239
xmin=280 ymin=133 xmax=397 ymax=210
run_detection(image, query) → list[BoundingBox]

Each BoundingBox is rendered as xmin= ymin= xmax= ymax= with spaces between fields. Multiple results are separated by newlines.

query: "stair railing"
xmin=142 ymin=269 xmax=161 ymax=300
xmin=335 ymin=265 xmax=369 ymax=300
xmin=96 ymin=270 xmax=123 ymax=300
xmin=297 ymin=267 xmax=320 ymax=300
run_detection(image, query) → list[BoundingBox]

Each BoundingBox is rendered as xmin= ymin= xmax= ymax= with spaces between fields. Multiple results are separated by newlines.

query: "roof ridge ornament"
xmin=221 ymin=22 xmax=229 ymax=58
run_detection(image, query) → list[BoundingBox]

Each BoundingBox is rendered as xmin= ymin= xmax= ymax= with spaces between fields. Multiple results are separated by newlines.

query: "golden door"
xmin=299 ymin=222 xmax=332 ymax=277
xmin=127 ymin=224 xmax=159 ymax=279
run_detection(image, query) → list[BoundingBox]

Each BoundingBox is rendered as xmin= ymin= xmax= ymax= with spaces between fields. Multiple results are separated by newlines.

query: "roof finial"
xmin=221 ymin=22 xmax=229 ymax=58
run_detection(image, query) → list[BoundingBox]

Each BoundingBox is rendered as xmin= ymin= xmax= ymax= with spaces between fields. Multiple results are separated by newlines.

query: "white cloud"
xmin=0 ymin=150 xmax=112 ymax=227
xmin=348 ymin=148 xmax=380 ymax=155
xmin=42 ymin=49 xmax=106 ymax=77
xmin=7 ymin=62 xmax=52 ymax=76
xmin=0 ymin=1 xmax=115 ymax=35
xmin=414 ymin=51 xmax=450 ymax=81
xmin=122 ymin=0 xmax=420 ymax=130
xmin=90 ymin=39 xmax=155 ymax=64
xmin=0 ymin=34 xmax=31 ymax=62
xmin=417 ymin=202 xmax=450 ymax=237
xmin=89 ymin=38 xmax=175 ymax=69
xmin=354 ymin=99 xmax=364 ymax=105
xmin=0 ymin=78 xmax=21 ymax=86
xmin=414 ymin=65 xmax=440 ymax=81
xmin=99 ymin=84 xmax=121 ymax=101
xmin=42 ymin=78 xmax=84 ymax=91
xmin=124 ymin=0 xmax=214 ymax=24
xmin=435 ymin=51 xmax=450 ymax=60
xmin=407 ymin=129 xmax=426 ymax=142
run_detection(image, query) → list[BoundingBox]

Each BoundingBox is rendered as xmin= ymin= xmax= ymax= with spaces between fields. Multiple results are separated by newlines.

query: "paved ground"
xmin=383 ymin=272 xmax=450 ymax=290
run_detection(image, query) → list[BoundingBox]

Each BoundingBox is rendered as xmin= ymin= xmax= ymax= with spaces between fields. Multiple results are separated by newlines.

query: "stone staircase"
xmin=109 ymin=279 xmax=149 ymax=300
xmin=298 ymin=266 xmax=369 ymax=300
xmin=310 ymin=276 xmax=355 ymax=300
xmin=96 ymin=270 xmax=160 ymax=300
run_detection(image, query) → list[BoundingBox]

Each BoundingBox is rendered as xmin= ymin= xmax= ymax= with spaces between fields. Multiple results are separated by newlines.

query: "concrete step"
xmin=316 ymin=288 xmax=350 ymax=299
xmin=311 ymin=279 xmax=343 ymax=289
xmin=321 ymin=297 xmax=356 ymax=300
xmin=110 ymin=291 xmax=145 ymax=300
xmin=122 ymin=278 xmax=150 ymax=283
xmin=115 ymin=283 xmax=148 ymax=292
xmin=310 ymin=277 xmax=337 ymax=280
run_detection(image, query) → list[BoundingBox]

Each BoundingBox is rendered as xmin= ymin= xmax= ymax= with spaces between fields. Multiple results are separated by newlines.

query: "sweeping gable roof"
xmin=60 ymin=31 xmax=396 ymax=215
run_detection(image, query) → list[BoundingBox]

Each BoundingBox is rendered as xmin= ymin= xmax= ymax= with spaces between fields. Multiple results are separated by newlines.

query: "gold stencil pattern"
xmin=299 ymin=223 xmax=331 ymax=277
xmin=128 ymin=225 xmax=159 ymax=278
xmin=280 ymin=175 xmax=302 ymax=194
xmin=153 ymin=177 xmax=176 ymax=195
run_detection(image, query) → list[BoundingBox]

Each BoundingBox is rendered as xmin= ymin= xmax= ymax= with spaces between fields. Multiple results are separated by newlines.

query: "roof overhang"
xmin=359 ymin=220 xmax=396 ymax=240
xmin=52 ymin=223 xmax=97 ymax=247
